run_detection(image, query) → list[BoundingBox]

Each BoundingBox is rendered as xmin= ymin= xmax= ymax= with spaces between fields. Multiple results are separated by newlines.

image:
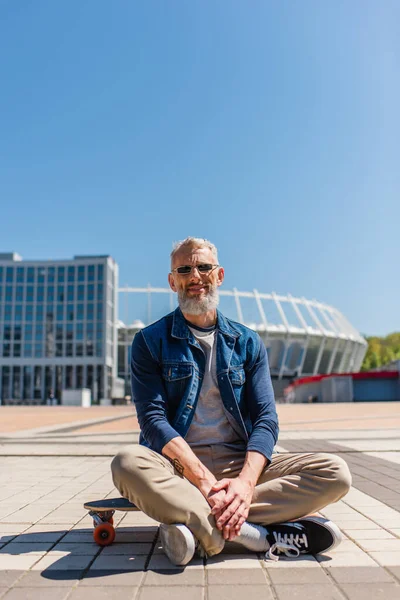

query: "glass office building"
xmin=0 ymin=253 xmax=118 ymax=404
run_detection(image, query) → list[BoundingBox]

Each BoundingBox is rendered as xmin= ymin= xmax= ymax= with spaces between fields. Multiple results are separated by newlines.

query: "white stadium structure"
xmin=117 ymin=287 xmax=367 ymax=397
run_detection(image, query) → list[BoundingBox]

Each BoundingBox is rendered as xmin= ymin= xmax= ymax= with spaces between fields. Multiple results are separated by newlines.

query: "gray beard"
xmin=177 ymin=285 xmax=219 ymax=315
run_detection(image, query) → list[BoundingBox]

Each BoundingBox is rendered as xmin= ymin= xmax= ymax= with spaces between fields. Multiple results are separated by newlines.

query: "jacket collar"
xmin=171 ymin=307 xmax=241 ymax=340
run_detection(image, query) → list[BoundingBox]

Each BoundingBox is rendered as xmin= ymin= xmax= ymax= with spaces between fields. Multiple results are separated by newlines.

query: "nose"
xmin=188 ymin=266 xmax=203 ymax=281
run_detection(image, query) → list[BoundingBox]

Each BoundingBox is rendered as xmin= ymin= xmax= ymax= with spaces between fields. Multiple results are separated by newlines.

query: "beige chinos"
xmin=111 ymin=443 xmax=352 ymax=557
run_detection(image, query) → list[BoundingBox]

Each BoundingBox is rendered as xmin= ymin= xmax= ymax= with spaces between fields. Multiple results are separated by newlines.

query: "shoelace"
xmin=265 ymin=531 xmax=308 ymax=562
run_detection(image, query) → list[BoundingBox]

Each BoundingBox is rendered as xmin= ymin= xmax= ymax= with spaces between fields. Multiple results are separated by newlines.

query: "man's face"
xmin=168 ymin=246 xmax=224 ymax=315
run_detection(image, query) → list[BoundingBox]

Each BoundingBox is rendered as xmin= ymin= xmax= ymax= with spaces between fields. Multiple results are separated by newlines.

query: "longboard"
xmin=84 ymin=497 xmax=140 ymax=546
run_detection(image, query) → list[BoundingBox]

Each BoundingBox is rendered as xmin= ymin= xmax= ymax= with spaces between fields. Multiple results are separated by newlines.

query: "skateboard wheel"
xmin=93 ymin=523 xmax=115 ymax=546
xmin=107 ymin=517 xmax=114 ymax=525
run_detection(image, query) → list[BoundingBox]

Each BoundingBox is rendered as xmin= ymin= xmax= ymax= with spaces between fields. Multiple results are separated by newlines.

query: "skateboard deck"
xmin=84 ymin=497 xmax=140 ymax=546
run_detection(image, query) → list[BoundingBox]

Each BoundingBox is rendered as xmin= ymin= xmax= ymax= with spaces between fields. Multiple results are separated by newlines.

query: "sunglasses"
xmin=171 ymin=263 xmax=220 ymax=275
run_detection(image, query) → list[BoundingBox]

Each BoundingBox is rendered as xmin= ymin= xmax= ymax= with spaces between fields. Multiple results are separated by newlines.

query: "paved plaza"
xmin=1 ymin=403 xmax=400 ymax=599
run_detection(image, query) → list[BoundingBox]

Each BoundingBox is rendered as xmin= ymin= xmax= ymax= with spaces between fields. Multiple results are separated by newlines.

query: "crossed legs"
xmin=111 ymin=444 xmax=351 ymax=556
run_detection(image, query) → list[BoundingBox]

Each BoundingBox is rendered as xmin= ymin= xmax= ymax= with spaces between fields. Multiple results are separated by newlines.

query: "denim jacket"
xmin=130 ymin=307 xmax=279 ymax=463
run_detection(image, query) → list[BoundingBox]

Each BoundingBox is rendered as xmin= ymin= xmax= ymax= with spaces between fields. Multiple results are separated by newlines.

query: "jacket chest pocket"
xmin=228 ymin=367 xmax=246 ymax=386
xmin=162 ymin=364 xmax=193 ymax=382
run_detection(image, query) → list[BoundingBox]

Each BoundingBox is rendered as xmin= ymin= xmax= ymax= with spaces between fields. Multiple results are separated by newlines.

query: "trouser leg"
xmin=247 ymin=452 xmax=352 ymax=524
xmin=111 ymin=445 xmax=224 ymax=556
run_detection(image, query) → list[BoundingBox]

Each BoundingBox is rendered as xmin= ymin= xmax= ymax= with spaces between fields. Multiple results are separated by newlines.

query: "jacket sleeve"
xmin=245 ymin=338 xmax=279 ymax=463
xmin=130 ymin=331 xmax=181 ymax=454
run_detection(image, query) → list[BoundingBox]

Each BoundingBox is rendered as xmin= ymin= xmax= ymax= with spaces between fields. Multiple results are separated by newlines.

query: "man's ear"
xmin=168 ymin=272 xmax=177 ymax=292
xmin=216 ymin=267 xmax=225 ymax=287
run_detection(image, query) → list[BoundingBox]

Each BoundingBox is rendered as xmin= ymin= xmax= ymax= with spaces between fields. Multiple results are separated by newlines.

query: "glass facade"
xmin=0 ymin=257 xmax=117 ymax=404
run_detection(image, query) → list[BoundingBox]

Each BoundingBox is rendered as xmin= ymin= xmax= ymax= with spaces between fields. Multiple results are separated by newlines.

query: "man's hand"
xmin=209 ymin=477 xmax=255 ymax=541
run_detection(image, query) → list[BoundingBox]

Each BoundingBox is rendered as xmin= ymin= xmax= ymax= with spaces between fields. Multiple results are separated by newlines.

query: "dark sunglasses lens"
xmin=197 ymin=264 xmax=213 ymax=272
xmin=177 ymin=266 xmax=192 ymax=274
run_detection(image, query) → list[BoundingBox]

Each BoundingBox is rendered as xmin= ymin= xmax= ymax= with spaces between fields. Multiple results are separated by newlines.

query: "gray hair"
xmin=170 ymin=237 xmax=219 ymax=266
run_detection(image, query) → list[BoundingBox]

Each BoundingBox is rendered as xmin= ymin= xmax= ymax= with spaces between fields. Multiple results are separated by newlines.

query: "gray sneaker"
xmin=159 ymin=523 xmax=196 ymax=566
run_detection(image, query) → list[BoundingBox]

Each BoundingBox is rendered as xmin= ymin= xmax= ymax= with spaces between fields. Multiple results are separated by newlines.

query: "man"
xmin=112 ymin=237 xmax=351 ymax=565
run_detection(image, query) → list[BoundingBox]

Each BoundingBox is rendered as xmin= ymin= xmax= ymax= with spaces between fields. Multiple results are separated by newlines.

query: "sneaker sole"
xmin=159 ymin=523 xmax=196 ymax=566
xmin=298 ymin=517 xmax=342 ymax=554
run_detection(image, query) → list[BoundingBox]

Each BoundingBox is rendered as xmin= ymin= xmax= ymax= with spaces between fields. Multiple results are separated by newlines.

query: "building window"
xmin=3 ymin=343 xmax=10 ymax=357
xmin=48 ymin=267 xmax=55 ymax=283
xmin=26 ymin=286 xmax=34 ymax=302
xmin=56 ymin=325 xmax=63 ymax=340
xmin=24 ymin=343 xmax=32 ymax=357
xmin=13 ymin=343 xmax=21 ymax=357
xmin=56 ymin=343 xmax=63 ymax=357
xmin=76 ymin=365 xmax=83 ymax=387
xmin=27 ymin=267 xmax=35 ymax=283
xmin=6 ymin=267 xmax=14 ymax=283
xmin=25 ymin=305 xmax=33 ymax=321
xmin=25 ymin=324 xmax=33 ymax=340
xmin=57 ymin=267 xmax=65 ymax=282
xmin=5 ymin=286 xmax=13 ymax=302
xmin=56 ymin=304 xmax=64 ymax=321
xmin=68 ymin=266 xmax=75 ymax=282
xmin=34 ymin=343 xmax=43 ymax=358
xmin=76 ymin=323 xmax=83 ymax=340
xmin=88 ymin=265 xmax=95 ymax=282
xmin=37 ymin=286 xmax=44 ymax=302
xmin=0 ymin=266 xmax=3 ymax=283
xmin=86 ymin=341 xmax=93 ymax=356
xmin=67 ymin=285 xmax=74 ymax=302
xmin=14 ymin=325 xmax=22 ymax=341
xmin=96 ymin=342 xmax=103 ymax=357
xmin=76 ymin=343 xmax=83 ymax=356
xmin=47 ymin=286 xmax=54 ymax=303
xmin=16 ymin=286 xmax=23 ymax=302
xmin=97 ymin=265 xmax=103 ymax=281
xmin=15 ymin=305 xmax=22 ymax=322
xmin=35 ymin=325 xmax=43 ymax=341
xmin=12 ymin=366 xmax=21 ymax=399
xmin=57 ymin=286 xmax=64 ymax=302
xmin=77 ymin=304 xmax=84 ymax=321
xmin=65 ymin=366 xmax=73 ymax=389
xmin=23 ymin=366 xmax=32 ymax=399
xmin=34 ymin=366 xmax=42 ymax=400
xmin=66 ymin=343 xmax=73 ymax=356
xmin=37 ymin=268 xmax=45 ymax=283
xmin=1 ymin=366 xmax=10 ymax=400
xmin=78 ymin=266 xmax=85 ymax=282
xmin=87 ymin=303 xmax=94 ymax=321
xmin=77 ymin=285 xmax=84 ymax=301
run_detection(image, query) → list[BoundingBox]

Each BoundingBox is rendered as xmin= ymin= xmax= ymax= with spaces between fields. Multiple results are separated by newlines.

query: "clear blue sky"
xmin=1 ymin=1 xmax=399 ymax=336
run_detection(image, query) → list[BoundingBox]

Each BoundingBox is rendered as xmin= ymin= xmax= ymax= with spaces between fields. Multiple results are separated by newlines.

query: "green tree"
xmin=361 ymin=332 xmax=400 ymax=371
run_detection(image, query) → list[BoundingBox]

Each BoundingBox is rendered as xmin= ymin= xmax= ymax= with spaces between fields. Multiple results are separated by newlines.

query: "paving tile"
xmin=11 ymin=531 xmax=67 ymax=543
xmin=147 ymin=555 xmax=203 ymax=570
xmin=343 ymin=529 xmax=395 ymax=540
xmin=15 ymin=571 xmax=82 ymax=586
xmin=316 ymin=551 xmax=378 ymax=567
xmin=267 ymin=567 xmax=330 ymax=584
xmin=358 ymin=538 xmax=400 ymax=552
xmin=0 ymin=572 xmax=25 ymax=588
xmin=89 ymin=554 xmax=146 ymax=571
xmin=340 ymin=583 xmax=400 ymax=599
xmin=206 ymin=554 xmax=262 ymax=569
xmin=388 ymin=567 xmax=400 ymax=581
xmin=273 ymin=584 xmax=343 ymax=599
xmin=0 ymin=554 xmax=42 ymax=570
xmin=139 ymin=587 xmax=204 ymax=600
xmin=208 ymin=585 xmax=274 ymax=600
xmin=79 ymin=570 xmax=144 ymax=586
xmin=3 ymin=588 xmax=71 ymax=600
xmin=0 ymin=533 xmax=19 ymax=544
xmin=207 ymin=568 xmax=266 ymax=585
xmin=51 ymin=542 xmax=99 ymax=555
xmin=31 ymin=553 xmax=94 ymax=571
xmin=328 ymin=566 xmax=395 ymax=583
xmin=68 ymin=587 xmax=135 ymax=600
xmin=144 ymin=569 xmax=205 ymax=586
xmin=369 ymin=552 xmax=400 ymax=566
xmin=0 ymin=542 xmax=54 ymax=554
xmin=100 ymin=542 xmax=152 ymax=555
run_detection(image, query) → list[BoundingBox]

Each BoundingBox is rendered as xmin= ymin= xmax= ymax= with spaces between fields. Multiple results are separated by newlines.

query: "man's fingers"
xmin=216 ymin=498 xmax=241 ymax=529
xmin=210 ymin=478 xmax=230 ymax=492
